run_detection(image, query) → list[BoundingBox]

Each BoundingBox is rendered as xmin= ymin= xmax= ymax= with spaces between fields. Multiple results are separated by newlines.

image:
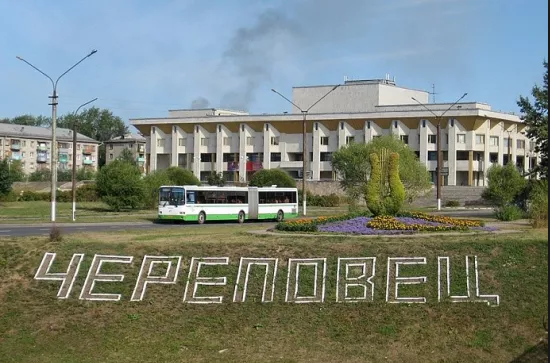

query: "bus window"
xmin=170 ymin=188 xmax=185 ymax=206
xmin=186 ymin=191 xmax=196 ymax=204
xmin=159 ymin=188 xmax=171 ymax=206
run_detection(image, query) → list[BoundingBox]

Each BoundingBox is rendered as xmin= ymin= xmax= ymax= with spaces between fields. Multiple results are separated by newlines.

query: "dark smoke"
xmin=190 ymin=97 xmax=210 ymax=109
xmin=191 ymin=0 xmax=479 ymax=111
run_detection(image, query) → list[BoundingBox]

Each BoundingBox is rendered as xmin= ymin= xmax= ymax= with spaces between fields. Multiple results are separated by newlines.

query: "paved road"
xmin=0 ymin=209 xmax=495 ymax=238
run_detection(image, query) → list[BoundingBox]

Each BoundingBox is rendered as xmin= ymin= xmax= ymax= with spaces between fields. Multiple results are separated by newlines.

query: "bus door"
xmin=248 ymin=187 xmax=259 ymax=219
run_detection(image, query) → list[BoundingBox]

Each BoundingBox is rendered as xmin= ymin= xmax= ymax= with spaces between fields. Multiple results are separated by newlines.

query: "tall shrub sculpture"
xmin=365 ymin=149 xmax=405 ymax=216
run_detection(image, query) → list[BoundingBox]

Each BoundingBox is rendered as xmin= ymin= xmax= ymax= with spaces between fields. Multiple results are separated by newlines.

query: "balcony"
xmin=11 ymin=153 xmax=22 ymax=161
xmin=280 ymin=161 xmax=303 ymax=168
xmin=83 ymin=159 xmax=93 ymax=165
xmin=138 ymin=145 xmax=145 ymax=152
xmin=246 ymin=160 xmax=263 ymax=172
xmin=10 ymin=143 xmax=21 ymax=151
xmin=82 ymin=146 xmax=95 ymax=154
xmin=58 ymin=147 xmax=70 ymax=154
xmin=58 ymin=153 xmax=69 ymax=163
xmin=137 ymin=156 xmax=145 ymax=163
xmin=37 ymin=144 xmax=48 ymax=151
xmin=37 ymin=153 xmax=48 ymax=163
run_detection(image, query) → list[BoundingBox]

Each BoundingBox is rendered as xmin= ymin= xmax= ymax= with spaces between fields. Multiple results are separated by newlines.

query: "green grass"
xmin=0 ymin=224 xmax=547 ymax=362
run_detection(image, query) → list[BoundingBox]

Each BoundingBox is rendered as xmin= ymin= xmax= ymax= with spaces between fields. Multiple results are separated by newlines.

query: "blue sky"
xmin=1 ymin=0 xmax=548 ymax=128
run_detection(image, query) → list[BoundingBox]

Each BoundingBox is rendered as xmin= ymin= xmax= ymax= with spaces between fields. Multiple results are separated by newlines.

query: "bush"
xmin=528 ymin=180 xmax=548 ymax=228
xmin=166 ymin=167 xmax=201 ymax=186
xmin=445 ymin=200 xmax=461 ymax=207
xmin=495 ymin=205 xmax=525 ymax=221
xmin=249 ymin=169 xmax=296 ymax=188
xmin=96 ymin=160 xmax=145 ymax=211
xmin=0 ymin=190 xmax=17 ymax=202
xmin=207 ymin=172 xmax=225 ymax=186
xmin=298 ymin=190 xmax=341 ymax=207
xmin=76 ymin=183 xmax=100 ymax=202
xmin=365 ymin=151 xmax=405 ymax=216
xmin=482 ymin=163 xmax=528 ymax=207
xmin=49 ymin=226 xmax=63 ymax=242
xmin=0 ymin=158 xmax=13 ymax=196
xmin=142 ymin=170 xmax=172 ymax=209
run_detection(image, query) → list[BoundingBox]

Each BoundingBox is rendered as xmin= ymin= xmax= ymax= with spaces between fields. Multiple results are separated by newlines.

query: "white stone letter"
xmin=285 ymin=258 xmax=327 ymax=303
xmin=79 ymin=254 xmax=133 ymax=301
xmin=438 ymin=256 xmax=500 ymax=307
xmin=183 ymin=257 xmax=229 ymax=304
xmin=336 ymin=257 xmax=376 ymax=303
xmin=130 ymin=255 xmax=182 ymax=301
xmin=386 ymin=257 xmax=427 ymax=304
xmin=233 ymin=258 xmax=278 ymax=303
xmin=34 ymin=252 xmax=84 ymax=299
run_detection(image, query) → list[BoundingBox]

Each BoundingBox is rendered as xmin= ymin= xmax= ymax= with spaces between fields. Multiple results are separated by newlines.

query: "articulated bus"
xmin=157 ymin=185 xmax=299 ymax=224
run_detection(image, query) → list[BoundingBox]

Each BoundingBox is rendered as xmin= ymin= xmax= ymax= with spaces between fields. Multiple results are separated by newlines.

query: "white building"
xmin=130 ymin=78 xmax=539 ymax=186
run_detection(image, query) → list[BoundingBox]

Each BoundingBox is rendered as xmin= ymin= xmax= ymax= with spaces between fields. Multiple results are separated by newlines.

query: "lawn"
xmin=0 ymin=201 xmax=349 ymax=224
xmin=0 ymin=223 xmax=547 ymax=362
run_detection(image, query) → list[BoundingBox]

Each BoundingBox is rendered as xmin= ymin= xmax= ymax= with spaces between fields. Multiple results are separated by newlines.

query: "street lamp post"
xmin=71 ymin=98 xmax=98 ymax=222
xmin=16 ymin=50 xmax=97 ymax=223
xmin=271 ymin=85 xmax=340 ymax=216
xmin=412 ymin=93 xmax=468 ymax=211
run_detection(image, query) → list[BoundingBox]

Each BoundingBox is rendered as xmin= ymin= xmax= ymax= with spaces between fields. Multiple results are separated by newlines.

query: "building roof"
xmin=0 ymin=123 xmax=99 ymax=143
xmin=105 ymin=133 xmax=146 ymax=143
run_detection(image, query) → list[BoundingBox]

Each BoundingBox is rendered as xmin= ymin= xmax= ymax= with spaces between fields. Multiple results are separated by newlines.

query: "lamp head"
xmin=16 ymin=56 xmax=23 ymax=61
xmin=88 ymin=50 xmax=98 ymax=57
xmin=270 ymin=88 xmax=277 ymax=93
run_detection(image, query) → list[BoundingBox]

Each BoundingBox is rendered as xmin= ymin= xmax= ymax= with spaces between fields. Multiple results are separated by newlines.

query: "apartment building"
xmin=129 ymin=78 xmax=539 ymax=186
xmin=0 ymin=123 xmax=100 ymax=174
xmin=104 ymin=133 xmax=147 ymax=173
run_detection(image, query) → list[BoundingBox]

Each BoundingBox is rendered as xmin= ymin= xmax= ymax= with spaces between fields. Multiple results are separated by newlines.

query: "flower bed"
xmin=275 ymin=211 xmax=495 ymax=235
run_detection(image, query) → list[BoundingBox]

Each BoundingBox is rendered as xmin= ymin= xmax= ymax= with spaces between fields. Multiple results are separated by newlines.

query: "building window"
xmin=31 ymin=141 xmax=34 ymax=147
xmin=320 ymin=152 xmax=332 ymax=161
xmin=475 ymin=134 xmax=485 ymax=144
xmin=22 ymin=152 xmax=26 ymax=158
xmin=246 ymin=137 xmax=253 ymax=146
xmin=517 ymin=139 xmax=525 ymax=149
xmin=270 ymin=152 xmax=281 ymax=162
xmin=320 ymin=136 xmax=329 ymax=145
xmin=400 ymin=135 xmax=409 ymax=144
xmin=346 ymin=136 xmax=355 ymax=145
xmin=490 ymin=136 xmax=499 ymax=146
xmin=530 ymin=141 xmax=536 ymax=150
xmin=109 ymin=153 xmax=113 ymax=160
xmin=200 ymin=138 xmax=208 ymax=146
xmin=223 ymin=137 xmax=231 ymax=146
xmin=503 ymin=138 xmax=511 ymax=148
xmin=157 ymin=139 xmax=165 ymax=147
xmin=178 ymin=138 xmax=186 ymax=146
xmin=428 ymin=151 xmax=437 ymax=161
xmin=270 ymin=136 xmax=279 ymax=146
xmin=22 ymin=141 xmax=26 ymax=147
xmin=428 ymin=135 xmax=437 ymax=144
xmin=109 ymin=144 xmax=113 ymax=150
xmin=457 ymin=134 xmax=466 ymax=144
xmin=30 ymin=152 xmax=34 ymax=157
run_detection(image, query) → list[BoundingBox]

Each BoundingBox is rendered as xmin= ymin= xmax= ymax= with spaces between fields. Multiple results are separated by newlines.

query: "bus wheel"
xmin=198 ymin=212 xmax=206 ymax=225
xmin=238 ymin=211 xmax=245 ymax=224
xmin=277 ymin=210 xmax=284 ymax=222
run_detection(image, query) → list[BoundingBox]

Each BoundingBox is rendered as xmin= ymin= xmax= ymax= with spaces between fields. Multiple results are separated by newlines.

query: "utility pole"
xmin=271 ymin=85 xmax=340 ymax=216
xmin=412 ymin=93 xmax=468 ymax=210
xmin=72 ymin=98 xmax=98 ymax=222
xmin=17 ymin=50 xmax=97 ymax=223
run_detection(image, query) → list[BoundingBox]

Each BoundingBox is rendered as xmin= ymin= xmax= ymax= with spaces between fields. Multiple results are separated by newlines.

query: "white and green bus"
xmin=157 ymin=185 xmax=299 ymax=224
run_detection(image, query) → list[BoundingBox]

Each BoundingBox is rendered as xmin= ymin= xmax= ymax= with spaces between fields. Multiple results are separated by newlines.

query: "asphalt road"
xmin=0 ymin=209 xmax=495 ymax=238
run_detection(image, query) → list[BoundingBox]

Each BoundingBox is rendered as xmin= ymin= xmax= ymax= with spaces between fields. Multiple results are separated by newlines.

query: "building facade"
xmin=0 ymin=123 xmax=100 ymax=174
xmin=130 ymin=78 xmax=539 ymax=186
xmin=104 ymin=133 xmax=147 ymax=173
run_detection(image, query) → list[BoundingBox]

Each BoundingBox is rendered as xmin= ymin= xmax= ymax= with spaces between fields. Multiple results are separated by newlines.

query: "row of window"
xmin=158 ymin=134 xmax=531 ymax=149
xmin=0 ymin=139 xmax=97 ymax=151
xmin=184 ymin=190 xmax=297 ymax=205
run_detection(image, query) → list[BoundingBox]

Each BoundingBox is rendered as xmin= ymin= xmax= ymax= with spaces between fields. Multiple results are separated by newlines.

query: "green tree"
xmin=57 ymin=107 xmax=128 ymax=167
xmin=165 ymin=167 xmax=201 ymax=186
xmin=517 ymin=60 xmax=548 ymax=179
xmin=8 ymin=160 xmax=25 ymax=182
xmin=96 ymin=160 xmax=145 ymax=211
xmin=76 ymin=167 xmax=96 ymax=181
xmin=332 ymin=135 xmax=431 ymax=205
xmin=482 ymin=163 xmax=528 ymax=207
xmin=117 ymin=148 xmax=137 ymax=166
xmin=248 ymin=169 xmax=296 ymax=188
xmin=0 ymin=115 xmax=50 ymax=127
xmin=0 ymin=159 xmax=13 ymax=196
xmin=142 ymin=170 xmax=172 ymax=209
xmin=207 ymin=172 xmax=225 ymax=186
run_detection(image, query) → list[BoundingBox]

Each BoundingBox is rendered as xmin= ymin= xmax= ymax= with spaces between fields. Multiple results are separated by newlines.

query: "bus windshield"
xmin=158 ymin=187 xmax=185 ymax=206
